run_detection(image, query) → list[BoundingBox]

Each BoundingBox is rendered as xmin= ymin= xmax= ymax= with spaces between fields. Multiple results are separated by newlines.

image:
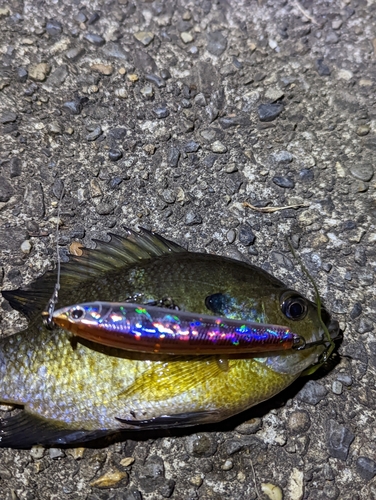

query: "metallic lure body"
xmin=53 ymin=301 xmax=302 ymax=354
xmin=0 ymin=228 xmax=339 ymax=447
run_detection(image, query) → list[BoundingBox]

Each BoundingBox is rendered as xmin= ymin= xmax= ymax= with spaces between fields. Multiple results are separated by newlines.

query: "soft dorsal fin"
xmin=2 ymin=227 xmax=185 ymax=321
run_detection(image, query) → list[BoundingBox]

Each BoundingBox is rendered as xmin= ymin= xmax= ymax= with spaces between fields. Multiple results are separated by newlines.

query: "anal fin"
xmin=116 ymin=410 xmax=220 ymax=429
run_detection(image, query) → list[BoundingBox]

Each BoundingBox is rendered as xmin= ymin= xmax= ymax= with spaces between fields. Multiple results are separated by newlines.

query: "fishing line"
xmin=286 ymin=238 xmax=337 ymax=369
xmin=42 ymin=184 xmax=65 ymax=329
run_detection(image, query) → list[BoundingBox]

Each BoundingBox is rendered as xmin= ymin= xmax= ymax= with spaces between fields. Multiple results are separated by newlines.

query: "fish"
xmin=0 ymin=228 xmax=339 ymax=448
xmin=52 ymin=301 xmax=305 ymax=354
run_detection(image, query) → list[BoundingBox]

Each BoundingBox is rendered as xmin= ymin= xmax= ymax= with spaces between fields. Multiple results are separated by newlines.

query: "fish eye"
xmin=280 ymin=292 xmax=308 ymax=321
xmin=205 ymin=293 xmax=230 ymax=315
xmin=70 ymin=307 xmax=84 ymax=320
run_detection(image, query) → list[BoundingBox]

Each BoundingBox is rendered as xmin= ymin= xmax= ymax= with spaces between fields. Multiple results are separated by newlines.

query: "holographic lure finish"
xmin=53 ymin=302 xmax=303 ymax=355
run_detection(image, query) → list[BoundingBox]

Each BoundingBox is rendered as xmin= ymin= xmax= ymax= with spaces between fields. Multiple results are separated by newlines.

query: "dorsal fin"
xmin=2 ymin=228 xmax=185 ymax=321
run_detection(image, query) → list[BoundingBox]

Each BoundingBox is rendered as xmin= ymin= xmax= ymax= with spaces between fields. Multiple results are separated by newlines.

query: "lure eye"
xmin=280 ymin=293 xmax=308 ymax=321
xmin=70 ymin=307 xmax=84 ymax=320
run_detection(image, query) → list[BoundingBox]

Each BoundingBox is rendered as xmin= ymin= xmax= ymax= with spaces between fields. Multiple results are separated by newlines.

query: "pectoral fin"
xmin=119 ymin=358 xmax=225 ymax=401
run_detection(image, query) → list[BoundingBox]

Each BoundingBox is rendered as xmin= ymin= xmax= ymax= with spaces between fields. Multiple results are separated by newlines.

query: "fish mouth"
xmin=53 ymin=311 xmax=74 ymax=332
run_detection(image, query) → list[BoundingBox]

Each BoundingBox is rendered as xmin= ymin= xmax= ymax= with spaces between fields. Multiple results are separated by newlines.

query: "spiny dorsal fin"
xmin=2 ymin=227 xmax=186 ymax=320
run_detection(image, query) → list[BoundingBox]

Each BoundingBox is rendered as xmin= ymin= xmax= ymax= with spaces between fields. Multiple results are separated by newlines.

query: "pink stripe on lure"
xmin=53 ymin=302 xmax=304 ymax=355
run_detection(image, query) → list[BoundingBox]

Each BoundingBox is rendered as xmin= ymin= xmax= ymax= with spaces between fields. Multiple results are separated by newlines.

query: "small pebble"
xmin=67 ymin=448 xmax=85 ymax=460
xmin=327 ymin=419 xmax=354 ymax=460
xmin=258 ymin=103 xmax=284 ymax=122
xmin=145 ymin=73 xmax=166 ymax=88
xmin=238 ymin=226 xmax=255 ymax=246
xmin=46 ymin=19 xmax=62 ymax=36
xmin=200 ymin=129 xmax=216 ymax=141
xmin=356 ymin=125 xmax=370 ymax=136
xmin=90 ymin=63 xmax=113 ymax=75
xmin=207 ymin=31 xmax=227 ymax=56
xmin=161 ymin=69 xmax=171 ymax=80
xmin=153 ymin=106 xmax=170 ymax=119
xmin=143 ymin=144 xmax=156 ymax=155
xmin=49 ymin=448 xmax=65 ymax=459
xmin=10 ymin=157 xmax=22 ymax=177
xmin=273 ymin=176 xmax=295 ymax=188
xmin=211 ymin=141 xmax=227 ymax=153
xmin=350 ymin=302 xmax=362 ymax=319
xmin=108 ymin=149 xmax=123 ymax=161
xmin=134 ymin=31 xmax=154 ymax=46
xmin=349 ymin=163 xmax=374 ymax=182
xmin=326 ymin=31 xmax=340 ymax=44
xmin=161 ymin=189 xmax=176 ymax=204
xmin=88 ymin=12 xmax=100 ymax=25
xmin=90 ymin=179 xmax=102 ymax=198
xmin=16 ymin=67 xmax=28 ymax=82
xmin=225 ymin=164 xmax=238 ymax=173
xmin=226 ymin=229 xmax=236 ymax=244
xmin=315 ymin=58 xmax=331 ymax=76
xmin=261 ymin=483 xmax=283 ymax=500
xmin=127 ymin=74 xmax=139 ymax=82
xmin=90 ymin=469 xmax=128 ymax=488
xmin=120 ymin=457 xmax=135 ymax=467
xmin=30 ymin=445 xmax=45 ymax=460
xmin=356 ymin=457 xmax=376 ymax=481
xmin=96 ymin=202 xmax=116 ymax=215
xmin=109 ymin=128 xmax=127 ymax=140
xmin=20 ymin=240 xmax=32 ymax=254
xmin=332 ymin=380 xmax=343 ymax=395
xmin=181 ymin=32 xmax=194 ymax=43
xmin=84 ymin=33 xmax=105 ymax=46
xmin=185 ymin=210 xmax=202 ymax=226
xmin=64 ymin=46 xmax=85 ymax=62
xmin=235 ymin=418 xmax=262 ymax=435
xmin=74 ymin=11 xmax=87 ymax=23
xmin=86 ymin=126 xmax=102 ymax=141
xmin=287 ymin=410 xmax=311 ymax=434
xmin=184 ymin=141 xmax=200 ymax=153
xmin=184 ymin=433 xmax=217 ymax=457
xmin=0 ymin=112 xmax=17 ymax=124
xmin=28 ymin=62 xmax=50 ymax=82
xmin=222 ymin=459 xmax=233 ymax=471
xmin=297 ymin=380 xmax=327 ymax=405
xmin=189 ymin=475 xmax=203 ymax=487
xmin=140 ymin=85 xmax=154 ymax=99
xmin=264 ymin=87 xmax=284 ymax=102
xmin=62 ymin=100 xmax=82 ymax=115
xmin=356 ymin=318 xmax=373 ymax=334
xmin=69 ymin=242 xmax=84 ymax=256
xmin=114 ymin=88 xmax=128 ymax=99
xmin=332 ymin=19 xmax=343 ymax=29
xmin=336 ymin=373 xmax=352 ymax=387
xmin=271 ymin=151 xmax=293 ymax=164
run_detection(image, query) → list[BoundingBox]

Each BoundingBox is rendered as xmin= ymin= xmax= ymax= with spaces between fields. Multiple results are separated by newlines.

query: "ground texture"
xmin=0 ymin=0 xmax=375 ymax=498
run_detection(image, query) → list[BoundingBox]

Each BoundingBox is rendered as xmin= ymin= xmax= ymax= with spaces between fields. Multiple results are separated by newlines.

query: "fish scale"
xmin=0 ymin=228 xmax=337 ymax=447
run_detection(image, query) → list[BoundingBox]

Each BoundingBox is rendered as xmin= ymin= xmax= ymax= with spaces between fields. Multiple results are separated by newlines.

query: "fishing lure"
xmin=53 ymin=301 xmax=316 ymax=355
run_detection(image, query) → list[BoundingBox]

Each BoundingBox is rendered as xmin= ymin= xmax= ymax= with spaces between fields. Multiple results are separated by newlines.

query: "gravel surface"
xmin=0 ymin=0 xmax=375 ymax=499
